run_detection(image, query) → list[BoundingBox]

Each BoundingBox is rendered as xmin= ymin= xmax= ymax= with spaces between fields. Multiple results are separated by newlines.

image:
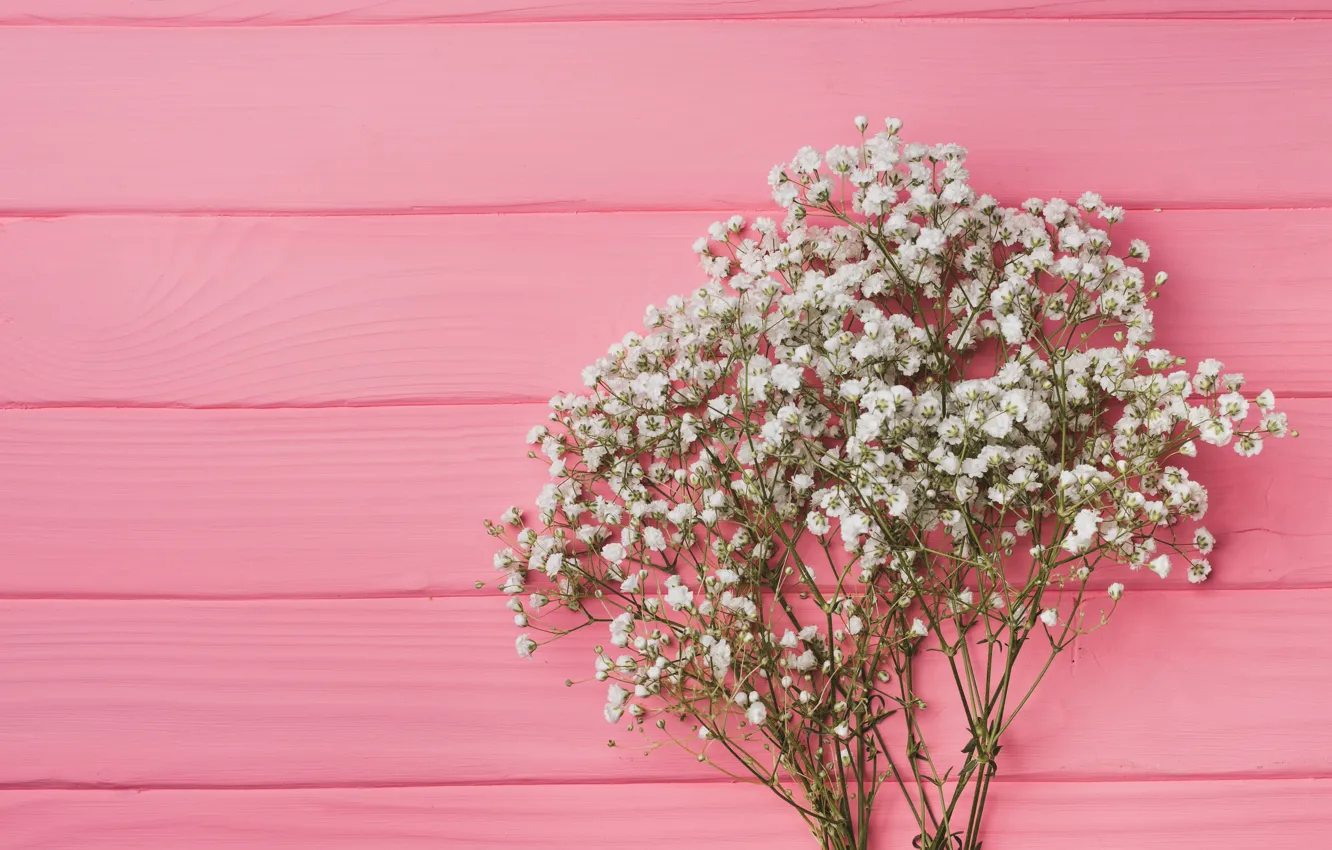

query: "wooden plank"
xmin=0 ymin=591 xmax=1329 ymax=786
xmin=2 ymin=1 xmax=1329 ymax=24
xmin=0 ymin=404 xmax=544 ymax=597
xmin=0 ymin=23 xmax=1330 ymax=212
xmin=0 ymin=400 xmax=1322 ymax=597
xmin=0 ymin=213 xmax=692 ymax=406
xmin=1 ymin=780 xmax=1329 ymax=849
xmin=0 ymin=785 xmax=813 ymax=850
xmin=2 ymin=210 xmax=1328 ymax=407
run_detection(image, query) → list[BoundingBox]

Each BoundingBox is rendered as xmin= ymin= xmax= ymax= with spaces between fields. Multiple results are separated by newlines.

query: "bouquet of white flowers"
xmin=485 ymin=117 xmax=1292 ymax=850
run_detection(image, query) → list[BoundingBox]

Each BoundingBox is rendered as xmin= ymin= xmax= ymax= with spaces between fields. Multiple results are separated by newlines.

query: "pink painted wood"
xmin=2 ymin=0 xmax=1330 ymax=23
xmin=1 ymin=23 xmax=1331 ymax=213
xmin=0 ymin=8 xmax=1327 ymax=848
xmin=0 ymin=781 xmax=1328 ymax=849
xmin=0 ymin=399 xmax=1326 ymax=597
xmin=1 ymin=210 xmax=1329 ymax=406
xmin=0 ymin=592 xmax=1329 ymax=786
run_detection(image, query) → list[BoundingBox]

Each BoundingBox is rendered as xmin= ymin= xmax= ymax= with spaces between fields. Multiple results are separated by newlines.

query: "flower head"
xmin=485 ymin=116 xmax=1290 ymax=846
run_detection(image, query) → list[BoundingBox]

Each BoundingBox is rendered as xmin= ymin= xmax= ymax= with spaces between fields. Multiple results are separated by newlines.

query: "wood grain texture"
xmin=0 ymin=213 xmax=690 ymax=406
xmin=2 ymin=0 xmax=1329 ymax=24
xmin=0 ymin=9 xmax=1324 ymax=843
xmin=2 ymin=210 xmax=1328 ymax=407
xmin=0 ymin=400 xmax=1323 ymax=597
xmin=1 ymin=780 xmax=1329 ymax=849
xmin=1 ymin=23 xmax=1331 ymax=213
xmin=0 ymin=404 xmax=544 ymax=598
xmin=0 ymin=591 xmax=1329 ymax=786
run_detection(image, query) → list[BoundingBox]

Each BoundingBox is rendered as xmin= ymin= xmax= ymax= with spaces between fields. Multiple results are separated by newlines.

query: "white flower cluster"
xmin=486 ymin=118 xmax=1290 ymax=850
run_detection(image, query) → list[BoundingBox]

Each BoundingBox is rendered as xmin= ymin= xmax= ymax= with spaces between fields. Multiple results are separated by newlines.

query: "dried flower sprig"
xmin=484 ymin=117 xmax=1292 ymax=850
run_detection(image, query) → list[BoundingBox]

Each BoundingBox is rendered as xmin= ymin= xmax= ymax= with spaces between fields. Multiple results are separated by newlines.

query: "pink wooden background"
xmin=1 ymin=3 xmax=1331 ymax=847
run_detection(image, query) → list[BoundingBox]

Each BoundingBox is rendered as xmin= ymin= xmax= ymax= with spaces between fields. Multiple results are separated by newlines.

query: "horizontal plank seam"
xmin=0 ymin=591 xmax=508 ymax=601
xmin=4 ymin=771 xmax=1332 ymax=792
xmin=0 ymin=15 xmax=1330 ymax=27
xmin=4 ymin=391 xmax=1329 ymax=412
xmin=0 ymin=399 xmax=555 ymax=411
xmin=5 ymin=204 xmax=1332 ymax=220
xmin=0 ymin=583 xmax=1315 ymax=601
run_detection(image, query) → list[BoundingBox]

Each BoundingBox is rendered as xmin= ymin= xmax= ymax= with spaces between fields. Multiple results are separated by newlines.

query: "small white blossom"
xmin=1149 ymin=554 xmax=1172 ymax=579
xmin=1062 ymin=509 xmax=1101 ymax=554
xmin=1188 ymin=559 xmax=1212 ymax=583
xmin=544 ymin=552 xmax=564 ymax=578
xmin=746 ymin=702 xmax=768 ymax=725
xmin=610 ymin=612 xmax=634 ymax=647
xmin=771 ymin=363 xmax=804 ymax=393
xmin=642 ymin=527 xmax=668 ymax=551
xmin=1194 ymin=528 xmax=1215 ymax=554
xmin=807 ymin=512 xmax=831 ymax=536
xmin=515 ymin=634 xmax=537 ymax=658
xmin=665 ymin=580 xmax=694 ymax=611
xmin=710 ymin=639 xmax=733 ymax=677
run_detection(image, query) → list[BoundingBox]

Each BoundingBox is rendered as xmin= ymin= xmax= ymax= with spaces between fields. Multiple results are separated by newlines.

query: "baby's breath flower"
xmin=1194 ymin=528 xmax=1215 ymax=554
xmin=515 ymin=634 xmax=537 ymax=658
xmin=747 ymin=702 xmax=768 ymax=725
xmin=1149 ymin=555 xmax=1173 ymax=579
xmin=486 ymin=117 xmax=1290 ymax=850
xmin=1188 ymin=559 xmax=1213 ymax=583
